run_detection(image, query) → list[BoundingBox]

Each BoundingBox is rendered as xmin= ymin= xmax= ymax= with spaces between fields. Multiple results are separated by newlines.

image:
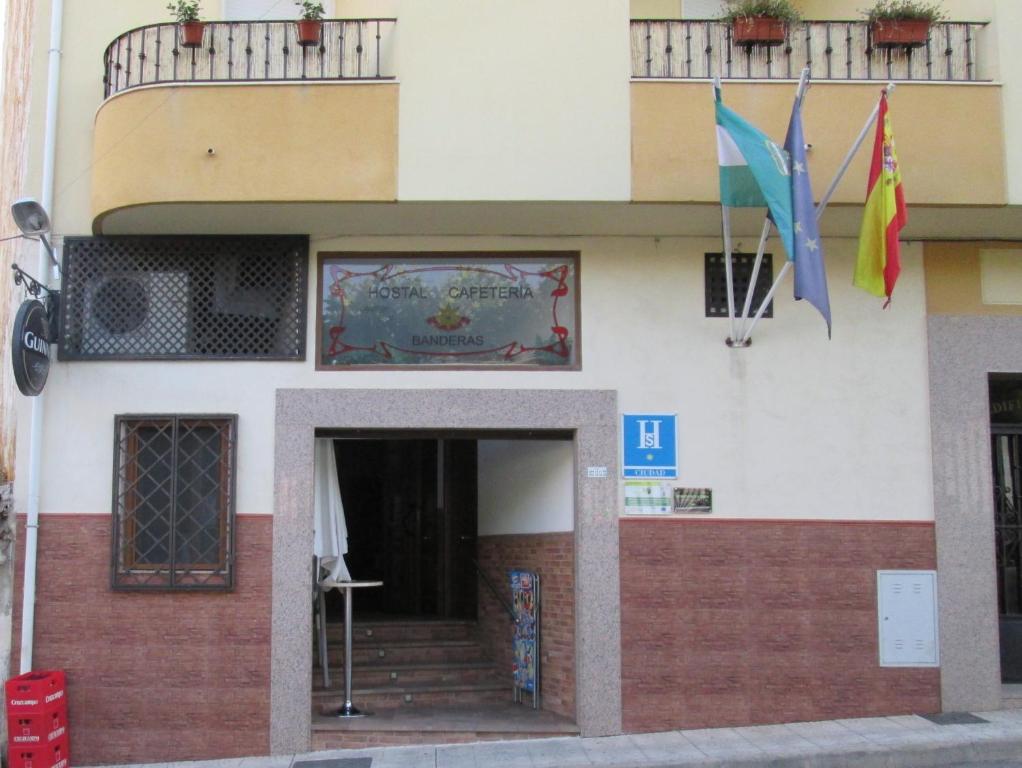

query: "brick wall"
xmin=476 ymin=533 xmax=575 ymax=720
xmin=620 ymin=519 xmax=941 ymax=733
xmin=11 ymin=514 xmax=272 ymax=766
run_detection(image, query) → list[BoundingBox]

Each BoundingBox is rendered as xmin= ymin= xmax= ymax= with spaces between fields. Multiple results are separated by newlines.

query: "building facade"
xmin=6 ymin=0 xmax=1022 ymax=764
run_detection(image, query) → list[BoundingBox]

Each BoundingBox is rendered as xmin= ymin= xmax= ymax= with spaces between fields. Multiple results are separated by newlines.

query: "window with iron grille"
xmin=112 ymin=415 xmax=237 ymax=590
xmin=60 ymin=236 xmax=307 ymax=360
xmin=705 ymin=252 xmax=773 ymax=319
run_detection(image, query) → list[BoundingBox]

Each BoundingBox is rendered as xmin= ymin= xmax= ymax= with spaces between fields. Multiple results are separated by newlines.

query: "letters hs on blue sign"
xmin=622 ymin=414 xmax=678 ymax=479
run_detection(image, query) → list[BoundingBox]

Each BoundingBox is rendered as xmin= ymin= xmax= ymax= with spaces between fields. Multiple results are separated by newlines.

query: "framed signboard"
xmin=317 ymin=252 xmax=579 ymax=369
xmin=510 ymin=569 xmax=540 ymax=708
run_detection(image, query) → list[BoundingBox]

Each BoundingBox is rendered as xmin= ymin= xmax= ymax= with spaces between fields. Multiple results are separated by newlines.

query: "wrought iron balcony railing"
xmin=103 ymin=18 xmax=396 ymax=99
xmin=631 ymin=19 xmax=987 ymax=81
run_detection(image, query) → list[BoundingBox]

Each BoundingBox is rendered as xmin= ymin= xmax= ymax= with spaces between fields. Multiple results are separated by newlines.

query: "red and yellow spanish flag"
xmin=854 ymin=92 xmax=907 ymax=305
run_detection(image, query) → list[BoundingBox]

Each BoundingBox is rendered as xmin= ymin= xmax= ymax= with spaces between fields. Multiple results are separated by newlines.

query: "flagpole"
xmin=740 ymin=261 xmax=792 ymax=342
xmin=736 ymin=68 xmax=811 ymax=344
xmin=745 ymin=80 xmax=891 ymax=343
xmin=816 ymin=82 xmax=896 ymax=219
xmin=713 ymin=76 xmax=742 ymax=346
xmin=721 ymin=205 xmax=739 ymax=345
xmin=735 ymin=218 xmax=772 ymax=342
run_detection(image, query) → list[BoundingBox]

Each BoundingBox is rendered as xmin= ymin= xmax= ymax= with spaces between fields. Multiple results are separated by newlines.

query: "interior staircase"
xmin=311 ymin=618 xmax=578 ymax=750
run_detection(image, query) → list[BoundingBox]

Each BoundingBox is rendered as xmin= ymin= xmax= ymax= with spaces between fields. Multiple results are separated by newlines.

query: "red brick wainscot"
xmin=476 ymin=533 xmax=576 ymax=720
xmin=11 ymin=514 xmax=272 ymax=766
xmin=620 ymin=519 xmax=940 ymax=733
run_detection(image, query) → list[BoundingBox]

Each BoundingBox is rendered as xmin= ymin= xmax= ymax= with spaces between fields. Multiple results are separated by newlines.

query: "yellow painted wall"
xmin=796 ymin=0 xmax=992 ymax=20
xmin=91 ymin=83 xmax=398 ymax=228
xmin=631 ymin=0 xmax=994 ymax=20
xmin=632 ymin=81 xmax=1006 ymax=206
xmin=925 ymin=241 xmax=1022 ymax=315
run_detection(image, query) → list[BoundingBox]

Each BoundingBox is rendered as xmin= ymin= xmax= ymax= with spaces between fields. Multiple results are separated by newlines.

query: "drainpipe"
xmin=20 ymin=0 xmax=64 ymax=674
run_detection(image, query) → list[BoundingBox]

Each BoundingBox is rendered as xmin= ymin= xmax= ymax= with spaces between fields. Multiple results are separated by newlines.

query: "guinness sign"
xmin=12 ymin=299 xmax=51 ymax=396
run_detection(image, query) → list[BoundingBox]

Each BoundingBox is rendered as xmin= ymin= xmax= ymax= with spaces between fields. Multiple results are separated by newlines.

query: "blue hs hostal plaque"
xmin=622 ymin=414 xmax=677 ymax=479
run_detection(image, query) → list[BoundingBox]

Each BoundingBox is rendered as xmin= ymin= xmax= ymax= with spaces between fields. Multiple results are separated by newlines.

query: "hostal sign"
xmin=12 ymin=299 xmax=51 ymax=396
xmin=318 ymin=254 xmax=579 ymax=368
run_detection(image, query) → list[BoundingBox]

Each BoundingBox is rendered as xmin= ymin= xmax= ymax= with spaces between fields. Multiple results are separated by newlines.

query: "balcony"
xmin=630 ymin=18 xmax=1004 ymax=211
xmin=630 ymin=19 xmax=987 ymax=82
xmin=103 ymin=18 xmax=396 ymax=96
xmin=92 ymin=19 xmax=398 ymax=233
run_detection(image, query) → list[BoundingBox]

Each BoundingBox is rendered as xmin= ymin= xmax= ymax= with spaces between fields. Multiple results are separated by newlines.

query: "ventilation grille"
xmin=704 ymin=252 xmax=773 ymax=319
xmin=60 ymin=236 xmax=307 ymax=360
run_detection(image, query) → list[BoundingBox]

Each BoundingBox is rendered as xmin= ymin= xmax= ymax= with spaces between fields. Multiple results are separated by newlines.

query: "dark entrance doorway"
xmin=989 ymin=375 xmax=1022 ymax=682
xmin=332 ymin=437 xmax=478 ymax=619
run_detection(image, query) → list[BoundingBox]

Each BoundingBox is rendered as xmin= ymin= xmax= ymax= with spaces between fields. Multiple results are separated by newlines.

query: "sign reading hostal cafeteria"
xmin=318 ymin=253 xmax=579 ymax=368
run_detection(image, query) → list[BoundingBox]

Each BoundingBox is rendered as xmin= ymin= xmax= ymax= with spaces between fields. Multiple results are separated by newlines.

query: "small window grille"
xmin=112 ymin=415 xmax=237 ymax=590
xmin=705 ymin=252 xmax=773 ymax=319
xmin=60 ymin=236 xmax=307 ymax=360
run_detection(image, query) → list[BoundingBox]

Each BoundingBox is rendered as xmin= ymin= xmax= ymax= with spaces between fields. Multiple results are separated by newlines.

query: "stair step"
xmin=315 ymin=661 xmax=500 ymax=688
xmin=310 ymin=703 xmax=580 ymax=750
xmin=310 ymin=729 xmax=567 ymax=750
xmin=323 ymin=639 xmax=487 ymax=667
xmin=325 ymin=620 xmax=476 ymax=644
xmin=313 ymin=681 xmax=509 ymax=712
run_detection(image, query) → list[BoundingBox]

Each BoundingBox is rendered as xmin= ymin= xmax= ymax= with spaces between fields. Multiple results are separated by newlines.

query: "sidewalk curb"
xmin=616 ymin=734 xmax=1022 ymax=768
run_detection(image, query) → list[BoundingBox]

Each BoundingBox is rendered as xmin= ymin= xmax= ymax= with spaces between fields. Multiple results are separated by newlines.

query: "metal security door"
xmin=992 ymin=429 xmax=1022 ymax=682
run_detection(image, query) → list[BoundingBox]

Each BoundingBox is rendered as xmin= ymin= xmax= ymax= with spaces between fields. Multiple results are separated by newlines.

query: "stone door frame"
xmin=269 ymin=388 xmax=622 ymax=754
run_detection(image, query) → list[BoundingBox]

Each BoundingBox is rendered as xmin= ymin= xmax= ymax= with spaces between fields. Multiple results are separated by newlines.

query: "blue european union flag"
xmin=785 ymin=96 xmax=832 ymax=337
xmin=623 ymin=414 xmax=677 ymax=479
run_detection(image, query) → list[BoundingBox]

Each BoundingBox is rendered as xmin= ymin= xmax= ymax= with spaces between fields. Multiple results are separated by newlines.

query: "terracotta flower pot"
xmin=179 ymin=21 xmax=206 ymax=48
xmin=870 ymin=19 xmax=932 ymax=47
xmin=297 ymin=19 xmax=323 ymax=46
xmin=731 ymin=16 xmax=787 ymax=46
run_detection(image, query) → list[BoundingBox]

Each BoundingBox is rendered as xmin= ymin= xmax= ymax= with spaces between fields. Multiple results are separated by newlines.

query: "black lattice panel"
xmin=113 ymin=415 xmax=236 ymax=590
xmin=60 ymin=236 xmax=307 ymax=360
xmin=705 ymin=252 xmax=774 ymax=319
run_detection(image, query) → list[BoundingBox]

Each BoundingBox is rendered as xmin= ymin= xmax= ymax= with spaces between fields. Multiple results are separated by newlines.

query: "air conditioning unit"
xmin=81 ymin=272 xmax=190 ymax=356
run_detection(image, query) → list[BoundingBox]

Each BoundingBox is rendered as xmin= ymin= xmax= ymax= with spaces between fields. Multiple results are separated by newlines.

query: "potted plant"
xmin=296 ymin=1 xmax=326 ymax=46
xmin=722 ymin=0 xmax=801 ymax=46
xmin=167 ymin=1 xmax=204 ymax=48
xmin=865 ymin=0 xmax=946 ymax=47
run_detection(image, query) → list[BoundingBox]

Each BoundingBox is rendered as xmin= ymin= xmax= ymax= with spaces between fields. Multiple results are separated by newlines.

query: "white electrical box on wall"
xmin=877 ymin=570 xmax=939 ymax=667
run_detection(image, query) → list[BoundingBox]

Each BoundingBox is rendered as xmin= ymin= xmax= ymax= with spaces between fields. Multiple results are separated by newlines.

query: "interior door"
xmin=441 ymin=439 xmax=478 ymax=619
xmin=336 ymin=438 xmax=438 ymax=617
xmin=992 ymin=429 xmax=1022 ymax=682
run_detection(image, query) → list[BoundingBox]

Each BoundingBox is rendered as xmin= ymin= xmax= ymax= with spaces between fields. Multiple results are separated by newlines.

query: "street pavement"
xmin=85 ymin=707 xmax=1022 ymax=768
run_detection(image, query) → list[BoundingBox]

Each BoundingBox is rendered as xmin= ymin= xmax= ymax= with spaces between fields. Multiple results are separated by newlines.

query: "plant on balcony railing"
xmin=167 ymin=0 xmax=204 ymax=48
xmin=296 ymin=1 xmax=325 ymax=46
xmin=721 ymin=0 xmax=801 ymax=46
xmin=865 ymin=0 xmax=947 ymax=48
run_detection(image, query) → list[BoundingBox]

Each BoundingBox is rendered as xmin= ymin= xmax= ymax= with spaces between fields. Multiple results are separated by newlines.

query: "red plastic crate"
xmin=8 ymin=707 xmax=68 ymax=745
xmin=6 ymin=671 xmax=66 ymax=714
xmin=8 ymin=734 xmax=69 ymax=768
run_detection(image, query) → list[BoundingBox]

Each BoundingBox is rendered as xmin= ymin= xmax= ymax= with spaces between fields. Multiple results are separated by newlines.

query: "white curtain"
xmin=313 ymin=438 xmax=351 ymax=583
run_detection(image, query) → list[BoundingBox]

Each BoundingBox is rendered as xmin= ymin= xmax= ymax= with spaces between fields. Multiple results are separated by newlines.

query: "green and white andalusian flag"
xmin=714 ymin=90 xmax=796 ymax=260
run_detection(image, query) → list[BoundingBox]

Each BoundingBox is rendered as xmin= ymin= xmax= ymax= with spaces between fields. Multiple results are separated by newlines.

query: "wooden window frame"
xmin=112 ymin=414 xmax=237 ymax=591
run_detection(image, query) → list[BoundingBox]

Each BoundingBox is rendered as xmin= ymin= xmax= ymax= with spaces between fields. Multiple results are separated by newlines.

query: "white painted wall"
xmin=395 ymin=0 xmax=632 ymax=201
xmin=477 ymin=440 xmax=574 ymax=535
xmin=15 ymin=1 xmax=942 ymax=527
xmin=17 ymin=234 xmax=934 ymax=524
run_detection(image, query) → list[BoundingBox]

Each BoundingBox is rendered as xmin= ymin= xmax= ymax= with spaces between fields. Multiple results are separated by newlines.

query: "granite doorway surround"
xmin=928 ymin=315 xmax=1022 ymax=713
xmin=270 ymin=388 xmax=621 ymax=754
